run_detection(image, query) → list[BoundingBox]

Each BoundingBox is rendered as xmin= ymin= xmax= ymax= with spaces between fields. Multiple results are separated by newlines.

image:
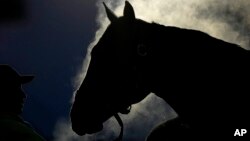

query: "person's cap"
xmin=0 ymin=64 xmax=34 ymax=86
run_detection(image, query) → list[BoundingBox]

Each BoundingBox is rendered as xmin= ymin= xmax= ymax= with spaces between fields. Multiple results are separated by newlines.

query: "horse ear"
xmin=103 ymin=2 xmax=118 ymax=22
xmin=123 ymin=1 xmax=135 ymax=20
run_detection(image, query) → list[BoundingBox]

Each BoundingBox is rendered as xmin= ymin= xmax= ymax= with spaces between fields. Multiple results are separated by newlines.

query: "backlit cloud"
xmin=53 ymin=0 xmax=249 ymax=140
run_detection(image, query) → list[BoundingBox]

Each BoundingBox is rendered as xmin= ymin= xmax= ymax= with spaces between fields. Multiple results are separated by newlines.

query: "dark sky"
xmin=0 ymin=0 xmax=98 ymax=139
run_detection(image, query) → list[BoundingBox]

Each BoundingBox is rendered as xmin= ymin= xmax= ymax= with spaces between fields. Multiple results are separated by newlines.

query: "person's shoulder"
xmin=0 ymin=115 xmax=46 ymax=141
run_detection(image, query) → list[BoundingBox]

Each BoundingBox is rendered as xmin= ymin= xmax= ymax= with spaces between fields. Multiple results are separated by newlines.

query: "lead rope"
xmin=114 ymin=113 xmax=124 ymax=141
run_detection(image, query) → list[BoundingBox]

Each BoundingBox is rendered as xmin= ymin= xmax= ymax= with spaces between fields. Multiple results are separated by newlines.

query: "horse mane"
xmin=134 ymin=18 xmax=247 ymax=61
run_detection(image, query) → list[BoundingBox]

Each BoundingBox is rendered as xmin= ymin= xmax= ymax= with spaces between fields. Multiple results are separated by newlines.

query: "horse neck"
xmin=138 ymin=22 xmax=214 ymax=99
xmin=141 ymin=22 xmax=250 ymax=101
xmin=136 ymin=22 xmax=180 ymax=96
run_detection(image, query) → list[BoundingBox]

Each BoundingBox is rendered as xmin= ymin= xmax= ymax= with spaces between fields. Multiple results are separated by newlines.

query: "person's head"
xmin=0 ymin=65 xmax=34 ymax=115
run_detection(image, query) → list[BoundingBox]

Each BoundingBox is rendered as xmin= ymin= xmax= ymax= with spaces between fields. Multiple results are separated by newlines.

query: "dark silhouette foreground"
xmin=0 ymin=0 xmax=25 ymax=22
xmin=0 ymin=65 xmax=45 ymax=141
xmin=71 ymin=1 xmax=250 ymax=140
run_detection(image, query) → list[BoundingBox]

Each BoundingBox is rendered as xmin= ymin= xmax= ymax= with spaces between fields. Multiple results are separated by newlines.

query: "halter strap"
xmin=114 ymin=113 xmax=124 ymax=141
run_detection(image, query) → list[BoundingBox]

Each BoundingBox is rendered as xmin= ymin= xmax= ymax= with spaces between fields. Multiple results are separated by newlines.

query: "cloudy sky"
xmin=1 ymin=0 xmax=249 ymax=141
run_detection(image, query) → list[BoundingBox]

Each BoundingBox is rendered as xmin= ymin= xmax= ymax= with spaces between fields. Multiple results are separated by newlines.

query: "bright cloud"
xmin=53 ymin=0 xmax=249 ymax=141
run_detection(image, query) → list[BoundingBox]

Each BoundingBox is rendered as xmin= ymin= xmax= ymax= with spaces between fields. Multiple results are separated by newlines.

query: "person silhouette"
xmin=0 ymin=65 xmax=46 ymax=141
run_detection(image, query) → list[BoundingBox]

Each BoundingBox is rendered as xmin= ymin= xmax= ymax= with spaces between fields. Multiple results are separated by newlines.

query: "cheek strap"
xmin=114 ymin=113 xmax=124 ymax=141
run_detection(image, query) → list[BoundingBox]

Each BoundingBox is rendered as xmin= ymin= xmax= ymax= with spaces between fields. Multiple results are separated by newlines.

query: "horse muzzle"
xmin=71 ymin=119 xmax=104 ymax=135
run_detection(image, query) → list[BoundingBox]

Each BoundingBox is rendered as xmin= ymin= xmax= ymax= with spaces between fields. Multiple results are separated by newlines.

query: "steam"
xmin=53 ymin=0 xmax=249 ymax=141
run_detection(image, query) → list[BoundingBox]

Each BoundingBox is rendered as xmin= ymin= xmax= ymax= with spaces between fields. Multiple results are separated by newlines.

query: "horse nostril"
xmin=72 ymin=122 xmax=103 ymax=135
xmin=71 ymin=125 xmax=86 ymax=136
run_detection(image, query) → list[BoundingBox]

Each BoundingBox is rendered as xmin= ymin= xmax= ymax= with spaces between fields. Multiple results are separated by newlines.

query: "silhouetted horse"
xmin=71 ymin=1 xmax=250 ymax=140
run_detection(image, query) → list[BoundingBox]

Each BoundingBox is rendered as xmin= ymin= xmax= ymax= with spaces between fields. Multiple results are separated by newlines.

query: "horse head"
xmin=70 ymin=1 xmax=152 ymax=136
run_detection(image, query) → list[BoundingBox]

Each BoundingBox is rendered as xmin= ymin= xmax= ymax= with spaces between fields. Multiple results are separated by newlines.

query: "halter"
xmin=113 ymin=23 xmax=150 ymax=141
xmin=114 ymin=113 xmax=124 ymax=141
xmin=137 ymin=43 xmax=148 ymax=56
xmin=135 ymin=21 xmax=150 ymax=58
xmin=113 ymin=105 xmax=131 ymax=141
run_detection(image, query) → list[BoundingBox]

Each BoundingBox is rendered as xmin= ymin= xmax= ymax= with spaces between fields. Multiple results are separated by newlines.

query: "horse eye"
xmin=137 ymin=44 xmax=147 ymax=57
